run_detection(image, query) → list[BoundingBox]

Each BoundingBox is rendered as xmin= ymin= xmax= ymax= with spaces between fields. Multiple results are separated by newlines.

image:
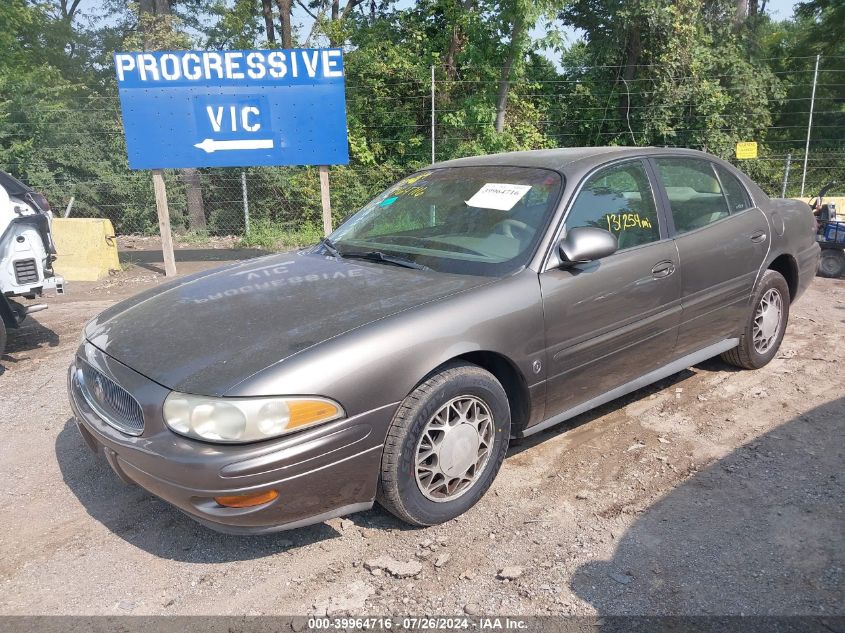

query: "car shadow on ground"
xmin=54 ymin=419 xmax=348 ymax=562
xmin=507 ymin=367 xmax=699 ymax=456
xmin=120 ymin=247 xmax=267 ymax=274
xmin=509 ymin=355 xmax=745 ymax=457
xmin=570 ymin=396 xmax=844 ymax=616
xmin=1 ymin=314 xmax=60 ymax=375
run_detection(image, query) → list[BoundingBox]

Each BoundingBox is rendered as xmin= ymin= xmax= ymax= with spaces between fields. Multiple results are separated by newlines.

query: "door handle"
xmin=651 ymin=261 xmax=676 ymax=278
xmin=750 ymin=231 xmax=767 ymax=243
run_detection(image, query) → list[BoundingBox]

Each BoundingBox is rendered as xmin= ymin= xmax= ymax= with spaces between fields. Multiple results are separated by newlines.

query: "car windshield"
xmin=327 ymin=166 xmax=562 ymax=276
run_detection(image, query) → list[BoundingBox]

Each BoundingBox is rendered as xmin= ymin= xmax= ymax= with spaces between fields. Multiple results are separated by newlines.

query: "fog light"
xmin=214 ymin=489 xmax=279 ymax=508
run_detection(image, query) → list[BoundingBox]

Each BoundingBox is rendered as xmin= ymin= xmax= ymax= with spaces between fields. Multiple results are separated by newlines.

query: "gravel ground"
xmin=0 ymin=256 xmax=842 ymax=617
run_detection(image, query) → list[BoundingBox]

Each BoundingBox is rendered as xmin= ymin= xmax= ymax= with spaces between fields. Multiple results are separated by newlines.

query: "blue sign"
xmin=114 ymin=49 xmax=349 ymax=169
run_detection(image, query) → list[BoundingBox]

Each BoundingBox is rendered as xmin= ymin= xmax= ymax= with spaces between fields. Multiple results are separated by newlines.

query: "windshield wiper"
xmin=316 ymin=236 xmax=342 ymax=258
xmin=344 ymin=250 xmax=430 ymax=271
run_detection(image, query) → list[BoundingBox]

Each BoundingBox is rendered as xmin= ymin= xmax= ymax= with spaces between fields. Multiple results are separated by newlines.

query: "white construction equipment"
xmin=0 ymin=170 xmax=65 ymax=357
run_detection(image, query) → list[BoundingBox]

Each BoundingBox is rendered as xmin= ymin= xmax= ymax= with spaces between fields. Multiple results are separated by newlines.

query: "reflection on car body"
xmin=67 ymin=147 xmax=819 ymax=533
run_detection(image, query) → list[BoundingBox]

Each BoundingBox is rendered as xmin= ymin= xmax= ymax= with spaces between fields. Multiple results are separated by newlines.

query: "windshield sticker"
xmin=466 ymin=183 xmax=532 ymax=211
xmin=389 ymin=171 xmax=434 ymax=198
xmin=404 ymin=172 xmax=431 ymax=184
xmin=379 ymin=196 xmax=399 ymax=207
xmin=393 ymin=183 xmax=428 ymax=197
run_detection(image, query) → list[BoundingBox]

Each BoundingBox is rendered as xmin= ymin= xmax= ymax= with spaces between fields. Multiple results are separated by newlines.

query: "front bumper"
xmin=67 ymin=348 xmax=396 ymax=534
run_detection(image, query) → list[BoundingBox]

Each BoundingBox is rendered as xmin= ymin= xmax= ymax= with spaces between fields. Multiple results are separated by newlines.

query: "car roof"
xmin=432 ymin=146 xmax=719 ymax=173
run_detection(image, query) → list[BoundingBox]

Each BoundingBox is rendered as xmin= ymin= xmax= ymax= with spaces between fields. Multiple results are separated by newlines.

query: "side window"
xmin=654 ymin=158 xmax=730 ymax=234
xmin=715 ymin=165 xmax=752 ymax=213
xmin=566 ymin=161 xmax=660 ymax=249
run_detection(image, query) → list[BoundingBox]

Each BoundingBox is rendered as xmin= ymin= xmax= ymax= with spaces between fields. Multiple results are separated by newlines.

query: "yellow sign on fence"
xmin=736 ymin=141 xmax=758 ymax=159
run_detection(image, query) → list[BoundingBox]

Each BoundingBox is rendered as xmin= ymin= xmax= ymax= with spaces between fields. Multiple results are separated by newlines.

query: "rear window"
xmin=654 ymin=158 xmax=730 ymax=234
xmin=715 ymin=165 xmax=752 ymax=213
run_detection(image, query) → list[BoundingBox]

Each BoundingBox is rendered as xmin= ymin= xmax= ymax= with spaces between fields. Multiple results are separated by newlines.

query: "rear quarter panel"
xmin=763 ymin=197 xmax=819 ymax=300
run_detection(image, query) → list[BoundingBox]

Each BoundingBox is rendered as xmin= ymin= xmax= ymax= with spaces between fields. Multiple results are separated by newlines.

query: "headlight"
xmin=162 ymin=392 xmax=345 ymax=443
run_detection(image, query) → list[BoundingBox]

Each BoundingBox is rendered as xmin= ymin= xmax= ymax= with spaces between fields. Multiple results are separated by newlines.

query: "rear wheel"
xmin=377 ymin=362 xmax=510 ymax=526
xmin=0 ymin=318 xmax=6 ymax=358
xmin=721 ymin=269 xmax=790 ymax=370
xmin=818 ymin=249 xmax=845 ymax=278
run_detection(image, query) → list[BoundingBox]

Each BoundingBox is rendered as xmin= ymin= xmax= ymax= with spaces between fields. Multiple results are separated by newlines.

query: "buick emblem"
xmin=92 ymin=374 xmax=106 ymax=402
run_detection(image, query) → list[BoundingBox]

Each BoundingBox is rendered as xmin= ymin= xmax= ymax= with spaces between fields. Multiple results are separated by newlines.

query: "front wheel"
xmin=818 ymin=249 xmax=845 ymax=278
xmin=377 ymin=362 xmax=511 ymax=526
xmin=721 ymin=269 xmax=790 ymax=370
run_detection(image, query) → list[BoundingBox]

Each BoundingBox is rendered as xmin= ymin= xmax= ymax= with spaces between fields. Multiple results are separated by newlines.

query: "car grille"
xmin=80 ymin=362 xmax=145 ymax=435
xmin=14 ymin=259 xmax=38 ymax=285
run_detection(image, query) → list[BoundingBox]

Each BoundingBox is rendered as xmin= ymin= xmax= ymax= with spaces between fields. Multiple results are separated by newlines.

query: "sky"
xmin=80 ymin=0 xmax=803 ymax=55
xmin=306 ymin=0 xmax=802 ymax=49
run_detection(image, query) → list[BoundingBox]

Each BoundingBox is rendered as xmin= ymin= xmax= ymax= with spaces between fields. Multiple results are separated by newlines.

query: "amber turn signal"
xmin=287 ymin=399 xmax=342 ymax=428
xmin=214 ymin=489 xmax=279 ymax=508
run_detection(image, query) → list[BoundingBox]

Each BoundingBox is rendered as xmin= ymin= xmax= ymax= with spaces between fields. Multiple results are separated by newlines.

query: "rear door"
xmin=539 ymin=159 xmax=682 ymax=419
xmin=650 ymin=157 xmax=769 ymax=354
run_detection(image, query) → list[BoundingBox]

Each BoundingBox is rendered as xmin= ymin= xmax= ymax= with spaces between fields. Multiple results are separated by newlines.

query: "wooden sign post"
xmin=152 ymin=170 xmax=177 ymax=277
xmin=319 ymin=165 xmax=332 ymax=236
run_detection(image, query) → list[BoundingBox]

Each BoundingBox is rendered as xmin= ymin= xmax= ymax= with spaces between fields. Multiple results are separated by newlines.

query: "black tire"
xmin=817 ymin=249 xmax=845 ymax=278
xmin=0 ymin=318 xmax=5 ymax=358
xmin=721 ymin=269 xmax=790 ymax=370
xmin=377 ymin=362 xmax=511 ymax=526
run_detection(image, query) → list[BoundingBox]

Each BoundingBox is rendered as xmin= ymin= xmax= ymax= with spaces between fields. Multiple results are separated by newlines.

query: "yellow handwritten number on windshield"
xmin=605 ymin=213 xmax=652 ymax=232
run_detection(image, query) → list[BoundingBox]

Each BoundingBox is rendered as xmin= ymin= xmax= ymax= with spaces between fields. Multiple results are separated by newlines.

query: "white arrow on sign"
xmin=194 ymin=138 xmax=274 ymax=153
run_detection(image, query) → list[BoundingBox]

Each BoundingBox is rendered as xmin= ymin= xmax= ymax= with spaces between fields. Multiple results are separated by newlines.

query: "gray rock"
xmin=497 ymin=566 xmax=524 ymax=580
xmin=312 ymin=580 xmax=374 ymax=616
xmin=464 ymin=603 xmax=482 ymax=616
xmin=364 ymin=556 xmax=423 ymax=579
xmin=434 ymin=552 xmax=451 ymax=568
xmin=609 ymin=572 xmax=634 ymax=585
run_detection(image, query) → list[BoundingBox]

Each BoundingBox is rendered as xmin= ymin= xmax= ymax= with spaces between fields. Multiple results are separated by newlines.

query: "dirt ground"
xmin=0 ymin=249 xmax=842 ymax=617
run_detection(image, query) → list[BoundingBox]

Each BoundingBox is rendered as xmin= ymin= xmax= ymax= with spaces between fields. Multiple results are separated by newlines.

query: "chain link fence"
xmin=58 ymin=164 xmax=415 ymax=240
xmin=6 ymin=56 xmax=843 ymax=249
xmin=50 ymin=151 xmax=844 ymax=243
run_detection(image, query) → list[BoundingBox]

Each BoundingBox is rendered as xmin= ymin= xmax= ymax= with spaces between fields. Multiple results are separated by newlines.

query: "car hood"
xmin=86 ymin=252 xmax=490 ymax=395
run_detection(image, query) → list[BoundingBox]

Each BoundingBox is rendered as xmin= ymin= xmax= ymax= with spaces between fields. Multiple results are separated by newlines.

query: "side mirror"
xmin=558 ymin=226 xmax=618 ymax=265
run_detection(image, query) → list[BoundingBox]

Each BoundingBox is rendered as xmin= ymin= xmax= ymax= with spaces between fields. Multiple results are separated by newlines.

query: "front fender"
xmin=226 ymin=271 xmax=546 ymax=419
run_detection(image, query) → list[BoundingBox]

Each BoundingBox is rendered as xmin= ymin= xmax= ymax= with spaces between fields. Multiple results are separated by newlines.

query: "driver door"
xmin=539 ymin=159 xmax=682 ymax=418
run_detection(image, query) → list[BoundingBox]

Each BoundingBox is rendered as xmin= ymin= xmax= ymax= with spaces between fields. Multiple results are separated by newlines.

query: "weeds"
xmin=236 ymin=220 xmax=323 ymax=251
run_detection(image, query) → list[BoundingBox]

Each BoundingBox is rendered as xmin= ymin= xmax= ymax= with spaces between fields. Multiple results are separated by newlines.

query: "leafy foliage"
xmin=0 ymin=0 xmax=842 ymax=236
